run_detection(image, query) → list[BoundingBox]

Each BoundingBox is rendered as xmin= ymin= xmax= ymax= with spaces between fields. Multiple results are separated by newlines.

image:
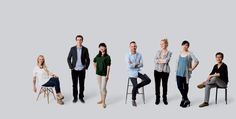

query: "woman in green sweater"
xmin=93 ymin=43 xmax=111 ymax=108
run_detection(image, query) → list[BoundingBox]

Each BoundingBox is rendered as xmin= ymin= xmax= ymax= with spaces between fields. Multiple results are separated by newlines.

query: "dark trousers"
xmin=154 ymin=70 xmax=169 ymax=99
xmin=176 ymin=76 xmax=189 ymax=100
xmin=130 ymin=72 xmax=151 ymax=100
xmin=42 ymin=77 xmax=61 ymax=93
xmin=71 ymin=69 xmax=86 ymax=99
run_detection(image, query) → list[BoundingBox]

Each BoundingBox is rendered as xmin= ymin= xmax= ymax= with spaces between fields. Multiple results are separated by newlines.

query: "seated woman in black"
xmin=198 ymin=52 xmax=228 ymax=108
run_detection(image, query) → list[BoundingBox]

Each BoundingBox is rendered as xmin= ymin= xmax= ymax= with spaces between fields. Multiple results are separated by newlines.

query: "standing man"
xmin=126 ymin=41 xmax=151 ymax=107
xmin=67 ymin=35 xmax=90 ymax=103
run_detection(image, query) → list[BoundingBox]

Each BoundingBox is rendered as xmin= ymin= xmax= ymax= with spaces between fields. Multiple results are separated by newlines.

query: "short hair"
xmin=215 ymin=52 xmax=224 ymax=59
xmin=130 ymin=41 xmax=136 ymax=45
xmin=182 ymin=40 xmax=190 ymax=46
xmin=161 ymin=38 xmax=168 ymax=45
xmin=75 ymin=35 xmax=83 ymax=41
xmin=98 ymin=42 xmax=108 ymax=56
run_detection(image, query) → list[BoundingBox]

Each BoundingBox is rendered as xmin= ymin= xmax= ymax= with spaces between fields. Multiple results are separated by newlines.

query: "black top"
xmin=67 ymin=46 xmax=90 ymax=70
xmin=210 ymin=63 xmax=228 ymax=84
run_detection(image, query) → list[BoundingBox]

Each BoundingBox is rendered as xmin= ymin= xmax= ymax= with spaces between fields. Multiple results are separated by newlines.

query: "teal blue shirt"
xmin=176 ymin=56 xmax=188 ymax=77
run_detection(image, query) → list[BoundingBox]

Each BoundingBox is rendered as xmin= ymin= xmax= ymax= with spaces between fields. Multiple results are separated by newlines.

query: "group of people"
xmin=32 ymin=35 xmax=229 ymax=109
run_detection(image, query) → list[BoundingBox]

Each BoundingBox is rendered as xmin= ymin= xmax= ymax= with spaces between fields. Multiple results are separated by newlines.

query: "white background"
xmin=0 ymin=0 xmax=235 ymax=118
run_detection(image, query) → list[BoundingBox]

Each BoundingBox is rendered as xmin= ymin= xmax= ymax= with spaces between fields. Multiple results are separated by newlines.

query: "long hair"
xmin=37 ymin=55 xmax=49 ymax=75
xmin=97 ymin=43 xmax=108 ymax=56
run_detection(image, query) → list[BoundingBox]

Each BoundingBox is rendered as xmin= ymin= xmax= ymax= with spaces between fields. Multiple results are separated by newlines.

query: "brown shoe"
xmin=57 ymin=99 xmax=64 ymax=105
xmin=199 ymin=102 xmax=209 ymax=108
xmin=57 ymin=95 xmax=64 ymax=100
xmin=197 ymin=83 xmax=205 ymax=89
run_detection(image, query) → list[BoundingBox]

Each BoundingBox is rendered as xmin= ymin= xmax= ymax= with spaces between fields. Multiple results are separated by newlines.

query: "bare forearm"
xmin=33 ymin=77 xmax=36 ymax=87
xmin=93 ymin=63 xmax=96 ymax=70
xmin=106 ymin=66 xmax=110 ymax=77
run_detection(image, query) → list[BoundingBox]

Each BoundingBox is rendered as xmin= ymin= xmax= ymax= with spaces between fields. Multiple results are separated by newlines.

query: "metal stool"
xmin=215 ymin=86 xmax=228 ymax=104
xmin=36 ymin=86 xmax=56 ymax=104
xmin=125 ymin=78 xmax=145 ymax=104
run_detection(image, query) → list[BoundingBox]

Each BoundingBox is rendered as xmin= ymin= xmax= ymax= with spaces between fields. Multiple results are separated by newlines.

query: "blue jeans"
xmin=42 ymin=77 xmax=61 ymax=93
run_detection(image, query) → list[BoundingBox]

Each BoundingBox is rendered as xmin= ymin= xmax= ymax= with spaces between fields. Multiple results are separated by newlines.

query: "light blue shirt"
xmin=126 ymin=52 xmax=143 ymax=78
xmin=176 ymin=56 xmax=188 ymax=77
xmin=74 ymin=47 xmax=84 ymax=71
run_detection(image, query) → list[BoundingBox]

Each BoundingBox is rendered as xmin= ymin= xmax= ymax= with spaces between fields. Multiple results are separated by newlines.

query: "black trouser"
xmin=71 ymin=69 xmax=86 ymax=99
xmin=176 ymin=76 xmax=189 ymax=100
xmin=42 ymin=77 xmax=61 ymax=93
xmin=154 ymin=70 xmax=169 ymax=100
xmin=130 ymin=72 xmax=151 ymax=100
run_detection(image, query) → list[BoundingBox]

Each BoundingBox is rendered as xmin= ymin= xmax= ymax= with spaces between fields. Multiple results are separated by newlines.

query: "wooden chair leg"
xmin=49 ymin=88 xmax=56 ymax=100
xmin=46 ymin=88 xmax=50 ymax=104
xmin=36 ymin=87 xmax=43 ymax=101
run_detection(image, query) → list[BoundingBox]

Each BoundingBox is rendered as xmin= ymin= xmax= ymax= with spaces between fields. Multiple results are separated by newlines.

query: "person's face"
xmin=76 ymin=37 xmax=83 ymax=45
xmin=129 ymin=43 xmax=137 ymax=52
xmin=38 ymin=56 xmax=44 ymax=65
xmin=182 ymin=44 xmax=189 ymax=51
xmin=99 ymin=46 xmax=106 ymax=53
xmin=160 ymin=41 xmax=168 ymax=50
xmin=216 ymin=55 xmax=223 ymax=64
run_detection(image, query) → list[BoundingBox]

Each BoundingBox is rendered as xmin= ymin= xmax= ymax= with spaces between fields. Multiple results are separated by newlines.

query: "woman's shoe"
xmin=199 ymin=102 xmax=209 ymax=108
xmin=102 ymin=103 xmax=107 ymax=108
xmin=57 ymin=94 xmax=64 ymax=100
xmin=163 ymin=99 xmax=168 ymax=105
xmin=197 ymin=83 xmax=205 ymax=89
xmin=180 ymin=99 xmax=185 ymax=107
xmin=182 ymin=100 xmax=191 ymax=108
xmin=57 ymin=99 xmax=64 ymax=105
xmin=97 ymin=100 xmax=103 ymax=104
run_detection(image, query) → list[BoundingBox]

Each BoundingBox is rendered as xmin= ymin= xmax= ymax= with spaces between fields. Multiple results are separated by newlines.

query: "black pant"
xmin=130 ymin=72 xmax=151 ymax=100
xmin=176 ymin=76 xmax=189 ymax=100
xmin=42 ymin=77 xmax=61 ymax=93
xmin=154 ymin=70 xmax=169 ymax=99
xmin=71 ymin=69 xmax=86 ymax=99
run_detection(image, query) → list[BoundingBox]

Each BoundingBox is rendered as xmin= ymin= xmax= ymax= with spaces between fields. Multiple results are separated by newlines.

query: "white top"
xmin=33 ymin=66 xmax=51 ymax=87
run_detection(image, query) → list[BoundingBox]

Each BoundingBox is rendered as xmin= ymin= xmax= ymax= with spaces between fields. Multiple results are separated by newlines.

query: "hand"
xmin=188 ymin=68 xmax=193 ymax=72
xmin=105 ymin=75 xmax=109 ymax=80
xmin=207 ymin=75 xmax=212 ymax=80
xmin=33 ymin=86 xmax=37 ymax=93
xmin=52 ymin=74 xmax=58 ymax=78
xmin=128 ymin=61 xmax=132 ymax=64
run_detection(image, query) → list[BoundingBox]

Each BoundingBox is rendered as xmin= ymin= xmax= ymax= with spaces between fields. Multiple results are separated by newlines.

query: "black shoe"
xmin=73 ymin=98 xmax=78 ymax=103
xmin=155 ymin=99 xmax=160 ymax=105
xmin=182 ymin=100 xmax=191 ymax=108
xmin=180 ymin=99 xmax=185 ymax=107
xmin=163 ymin=99 xmax=168 ymax=105
xmin=132 ymin=100 xmax=137 ymax=107
xmin=79 ymin=98 xmax=85 ymax=103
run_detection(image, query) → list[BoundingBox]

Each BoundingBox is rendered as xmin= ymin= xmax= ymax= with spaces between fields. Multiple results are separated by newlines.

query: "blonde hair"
xmin=161 ymin=38 xmax=168 ymax=45
xmin=37 ymin=55 xmax=49 ymax=75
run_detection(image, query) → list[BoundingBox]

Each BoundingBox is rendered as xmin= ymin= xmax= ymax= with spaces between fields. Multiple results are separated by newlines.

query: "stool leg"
xmin=125 ymin=79 xmax=129 ymax=104
xmin=215 ymin=87 xmax=218 ymax=104
xmin=142 ymin=87 xmax=145 ymax=104
xmin=225 ymin=88 xmax=227 ymax=104
xmin=36 ymin=87 xmax=43 ymax=101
